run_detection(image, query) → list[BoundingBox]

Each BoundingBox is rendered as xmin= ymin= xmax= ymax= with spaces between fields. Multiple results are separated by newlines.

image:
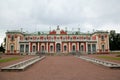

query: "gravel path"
xmin=0 ymin=56 xmax=120 ymax=80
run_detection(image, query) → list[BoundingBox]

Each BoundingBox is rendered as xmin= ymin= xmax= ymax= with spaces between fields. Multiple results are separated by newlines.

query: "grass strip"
xmin=97 ymin=56 xmax=120 ymax=60
xmin=0 ymin=57 xmax=21 ymax=63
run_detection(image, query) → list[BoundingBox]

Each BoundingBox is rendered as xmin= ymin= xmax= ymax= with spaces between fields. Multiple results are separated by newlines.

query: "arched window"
xmin=11 ymin=45 xmax=14 ymax=53
xmin=64 ymin=45 xmax=67 ymax=51
xmin=41 ymin=46 xmax=44 ymax=51
xmin=81 ymin=45 xmax=84 ymax=51
xmin=102 ymin=45 xmax=105 ymax=52
xmin=92 ymin=44 xmax=96 ymax=53
xmin=50 ymin=46 xmax=53 ymax=52
xmin=56 ymin=43 xmax=61 ymax=52
xmin=26 ymin=45 xmax=29 ymax=52
xmin=72 ymin=45 xmax=76 ymax=51
xmin=33 ymin=46 xmax=36 ymax=52
xmin=88 ymin=44 xmax=91 ymax=53
xmin=20 ymin=44 xmax=24 ymax=52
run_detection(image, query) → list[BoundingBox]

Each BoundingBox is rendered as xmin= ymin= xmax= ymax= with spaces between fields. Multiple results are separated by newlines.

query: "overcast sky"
xmin=0 ymin=0 xmax=120 ymax=44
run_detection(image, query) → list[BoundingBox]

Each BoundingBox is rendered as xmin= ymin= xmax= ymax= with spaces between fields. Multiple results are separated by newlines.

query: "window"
xmin=33 ymin=46 xmax=36 ymax=52
xmin=101 ymin=35 xmax=104 ymax=41
xmin=11 ymin=35 xmax=14 ymax=41
xmin=50 ymin=46 xmax=53 ymax=52
xmin=64 ymin=45 xmax=67 ymax=51
xmin=72 ymin=45 xmax=75 ymax=51
xmin=63 ymin=37 xmax=65 ymax=40
xmin=88 ymin=44 xmax=91 ymax=53
xmin=51 ymin=38 xmax=54 ymax=40
xmin=41 ymin=46 xmax=44 ymax=51
xmin=11 ymin=45 xmax=14 ymax=53
xmin=25 ymin=37 xmax=28 ymax=40
xmin=88 ymin=37 xmax=90 ymax=40
xmin=92 ymin=44 xmax=96 ymax=53
xmin=37 ymin=37 xmax=39 ymax=40
xmin=102 ymin=45 xmax=105 ymax=52
xmin=26 ymin=45 xmax=29 ymax=52
xmin=20 ymin=45 xmax=24 ymax=52
xmin=57 ymin=37 xmax=59 ymax=40
xmin=84 ymin=37 xmax=86 ymax=40
xmin=43 ymin=37 xmax=45 ymax=40
xmin=81 ymin=45 xmax=84 ymax=51
xmin=77 ymin=37 xmax=79 ymax=40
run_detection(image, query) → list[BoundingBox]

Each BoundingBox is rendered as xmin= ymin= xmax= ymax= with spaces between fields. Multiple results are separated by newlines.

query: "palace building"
xmin=5 ymin=26 xmax=109 ymax=55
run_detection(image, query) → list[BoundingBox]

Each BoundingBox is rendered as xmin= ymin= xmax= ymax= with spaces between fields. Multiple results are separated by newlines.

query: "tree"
xmin=0 ymin=37 xmax=6 ymax=53
xmin=109 ymin=30 xmax=120 ymax=50
xmin=0 ymin=44 xmax=5 ymax=53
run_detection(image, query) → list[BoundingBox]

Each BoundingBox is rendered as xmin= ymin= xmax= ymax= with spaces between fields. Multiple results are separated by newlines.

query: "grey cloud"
xmin=0 ymin=0 xmax=120 ymax=31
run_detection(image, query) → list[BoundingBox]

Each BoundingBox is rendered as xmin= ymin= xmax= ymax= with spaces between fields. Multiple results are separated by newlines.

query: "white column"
xmin=91 ymin=43 xmax=93 ymax=54
xmin=95 ymin=43 xmax=97 ymax=52
xmin=77 ymin=42 xmax=79 ymax=51
xmin=38 ymin=42 xmax=39 ymax=52
xmin=24 ymin=44 xmax=26 ymax=53
xmin=17 ymin=37 xmax=19 ymax=53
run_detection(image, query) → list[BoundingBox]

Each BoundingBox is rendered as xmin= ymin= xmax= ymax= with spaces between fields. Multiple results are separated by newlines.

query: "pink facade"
xmin=5 ymin=26 xmax=110 ymax=55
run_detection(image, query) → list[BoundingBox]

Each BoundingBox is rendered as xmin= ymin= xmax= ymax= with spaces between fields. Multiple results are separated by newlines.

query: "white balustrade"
xmin=1 ymin=56 xmax=46 ymax=71
xmin=77 ymin=56 xmax=120 ymax=68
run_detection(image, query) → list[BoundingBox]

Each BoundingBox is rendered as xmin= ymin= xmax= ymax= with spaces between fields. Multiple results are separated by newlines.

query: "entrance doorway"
xmin=56 ymin=43 xmax=61 ymax=53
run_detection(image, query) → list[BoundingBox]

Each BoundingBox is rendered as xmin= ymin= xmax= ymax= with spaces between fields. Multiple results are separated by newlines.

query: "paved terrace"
xmin=0 ymin=56 xmax=120 ymax=80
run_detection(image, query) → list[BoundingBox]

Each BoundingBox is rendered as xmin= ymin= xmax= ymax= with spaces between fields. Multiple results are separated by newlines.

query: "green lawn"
xmin=0 ymin=57 xmax=21 ymax=63
xmin=97 ymin=56 xmax=120 ymax=60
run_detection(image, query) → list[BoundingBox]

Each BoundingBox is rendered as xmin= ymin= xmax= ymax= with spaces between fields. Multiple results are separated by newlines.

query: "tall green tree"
xmin=109 ymin=30 xmax=120 ymax=50
xmin=0 ymin=43 xmax=5 ymax=53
